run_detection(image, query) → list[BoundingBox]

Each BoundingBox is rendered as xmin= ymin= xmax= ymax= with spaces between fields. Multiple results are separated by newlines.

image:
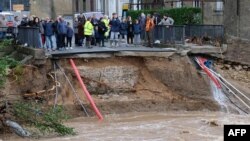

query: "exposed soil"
xmin=1 ymin=56 xmax=221 ymax=120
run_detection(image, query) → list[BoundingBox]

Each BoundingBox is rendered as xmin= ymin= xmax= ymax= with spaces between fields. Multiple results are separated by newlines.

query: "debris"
xmin=5 ymin=120 xmax=31 ymax=137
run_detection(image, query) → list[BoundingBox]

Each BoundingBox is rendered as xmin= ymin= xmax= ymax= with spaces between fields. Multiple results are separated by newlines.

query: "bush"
xmin=13 ymin=102 xmax=76 ymax=136
xmin=127 ymin=7 xmax=202 ymax=25
xmin=0 ymin=56 xmax=20 ymax=87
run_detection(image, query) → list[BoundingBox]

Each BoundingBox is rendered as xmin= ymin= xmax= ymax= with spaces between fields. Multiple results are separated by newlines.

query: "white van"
xmin=75 ymin=12 xmax=104 ymax=20
xmin=0 ymin=12 xmax=15 ymax=27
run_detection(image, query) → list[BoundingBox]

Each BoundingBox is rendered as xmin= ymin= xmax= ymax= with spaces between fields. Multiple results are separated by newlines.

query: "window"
xmin=176 ymin=1 xmax=182 ymax=8
xmin=193 ymin=0 xmax=200 ymax=8
xmin=216 ymin=0 xmax=223 ymax=11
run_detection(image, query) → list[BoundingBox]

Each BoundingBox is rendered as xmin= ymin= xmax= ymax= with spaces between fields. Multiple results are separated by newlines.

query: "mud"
xmin=4 ymin=111 xmax=250 ymax=141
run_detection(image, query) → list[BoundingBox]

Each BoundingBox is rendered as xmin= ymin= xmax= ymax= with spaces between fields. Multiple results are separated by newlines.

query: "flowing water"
xmin=5 ymin=111 xmax=250 ymax=141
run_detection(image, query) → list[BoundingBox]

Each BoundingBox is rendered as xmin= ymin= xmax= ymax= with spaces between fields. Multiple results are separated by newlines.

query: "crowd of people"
xmin=0 ymin=12 xmax=174 ymax=51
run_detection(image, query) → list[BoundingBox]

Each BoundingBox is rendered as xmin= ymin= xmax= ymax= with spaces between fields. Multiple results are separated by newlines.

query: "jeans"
xmin=45 ymin=35 xmax=53 ymax=50
xmin=67 ymin=37 xmax=72 ymax=47
xmin=134 ymin=34 xmax=141 ymax=45
xmin=110 ymin=32 xmax=119 ymax=46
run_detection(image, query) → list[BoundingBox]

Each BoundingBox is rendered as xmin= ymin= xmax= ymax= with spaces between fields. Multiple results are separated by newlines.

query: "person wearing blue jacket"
xmin=57 ymin=17 xmax=67 ymax=50
xmin=66 ymin=22 xmax=74 ymax=49
xmin=43 ymin=17 xmax=54 ymax=51
xmin=109 ymin=13 xmax=121 ymax=47
xmin=119 ymin=18 xmax=128 ymax=45
xmin=133 ymin=19 xmax=142 ymax=46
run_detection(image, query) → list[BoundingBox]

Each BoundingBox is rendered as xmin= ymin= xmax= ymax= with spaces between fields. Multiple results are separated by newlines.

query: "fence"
xmin=17 ymin=27 xmax=41 ymax=48
xmin=185 ymin=25 xmax=224 ymax=40
xmin=152 ymin=25 xmax=185 ymax=44
xmin=0 ymin=27 xmax=16 ymax=39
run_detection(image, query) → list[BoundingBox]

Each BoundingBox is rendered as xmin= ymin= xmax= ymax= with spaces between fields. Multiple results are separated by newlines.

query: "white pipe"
xmin=9 ymin=0 xmax=12 ymax=11
xmin=207 ymin=67 xmax=250 ymax=102
xmin=194 ymin=57 xmax=250 ymax=110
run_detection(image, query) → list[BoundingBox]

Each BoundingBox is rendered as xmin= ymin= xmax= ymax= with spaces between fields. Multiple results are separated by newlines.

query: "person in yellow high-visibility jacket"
xmin=84 ymin=17 xmax=94 ymax=48
xmin=102 ymin=15 xmax=110 ymax=37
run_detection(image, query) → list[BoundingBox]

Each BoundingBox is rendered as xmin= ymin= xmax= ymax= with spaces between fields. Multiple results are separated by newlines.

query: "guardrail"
xmin=152 ymin=25 xmax=185 ymax=44
xmin=185 ymin=25 xmax=224 ymax=40
xmin=17 ymin=26 xmax=41 ymax=48
xmin=0 ymin=27 xmax=16 ymax=39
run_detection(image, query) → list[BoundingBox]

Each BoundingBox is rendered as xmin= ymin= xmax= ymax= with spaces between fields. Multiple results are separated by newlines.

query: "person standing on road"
xmin=73 ymin=18 xmax=79 ymax=46
xmin=102 ymin=15 xmax=110 ymax=39
xmin=133 ymin=19 xmax=142 ymax=46
xmin=109 ymin=13 xmax=121 ymax=47
xmin=84 ymin=17 xmax=94 ymax=48
xmin=66 ymin=22 xmax=74 ymax=49
xmin=43 ymin=17 xmax=54 ymax=51
xmin=119 ymin=18 xmax=128 ymax=46
xmin=77 ymin=16 xmax=85 ymax=47
xmin=33 ymin=17 xmax=44 ymax=48
xmin=97 ymin=18 xmax=107 ymax=47
xmin=139 ymin=13 xmax=146 ymax=41
xmin=158 ymin=15 xmax=174 ymax=26
xmin=57 ymin=17 xmax=67 ymax=50
xmin=145 ymin=14 xmax=155 ymax=48
xmin=127 ymin=16 xmax=134 ymax=44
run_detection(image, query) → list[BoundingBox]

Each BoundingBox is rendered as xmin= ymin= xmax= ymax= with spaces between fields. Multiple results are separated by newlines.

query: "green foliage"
xmin=13 ymin=102 xmax=76 ymax=136
xmin=0 ymin=56 xmax=20 ymax=87
xmin=127 ymin=7 xmax=202 ymax=25
xmin=0 ymin=39 xmax=13 ymax=49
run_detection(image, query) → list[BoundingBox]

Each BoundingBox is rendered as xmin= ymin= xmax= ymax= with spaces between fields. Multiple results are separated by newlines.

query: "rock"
xmin=234 ymin=65 xmax=242 ymax=71
xmin=243 ymin=65 xmax=248 ymax=69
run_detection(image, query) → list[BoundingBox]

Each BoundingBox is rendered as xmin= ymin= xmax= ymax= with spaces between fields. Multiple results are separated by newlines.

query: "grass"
xmin=13 ymin=102 xmax=76 ymax=136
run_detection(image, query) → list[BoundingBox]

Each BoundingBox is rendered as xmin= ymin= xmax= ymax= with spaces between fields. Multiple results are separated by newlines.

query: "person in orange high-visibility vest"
xmin=145 ymin=14 xmax=155 ymax=47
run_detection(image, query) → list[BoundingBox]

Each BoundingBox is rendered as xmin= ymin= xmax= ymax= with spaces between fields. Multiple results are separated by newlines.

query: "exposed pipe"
xmin=195 ymin=57 xmax=250 ymax=112
xmin=69 ymin=59 xmax=103 ymax=120
xmin=196 ymin=57 xmax=221 ymax=89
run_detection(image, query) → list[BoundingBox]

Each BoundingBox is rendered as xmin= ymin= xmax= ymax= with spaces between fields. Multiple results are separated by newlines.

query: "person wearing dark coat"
xmin=77 ymin=17 xmax=85 ymax=47
xmin=97 ymin=18 xmax=107 ymax=47
xmin=133 ymin=19 xmax=142 ymax=45
xmin=127 ymin=16 xmax=134 ymax=44
xmin=109 ymin=13 xmax=121 ymax=47
xmin=66 ymin=22 xmax=74 ymax=49
xmin=43 ymin=17 xmax=54 ymax=51
xmin=57 ymin=17 xmax=67 ymax=50
xmin=119 ymin=18 xmax=128 ymax=44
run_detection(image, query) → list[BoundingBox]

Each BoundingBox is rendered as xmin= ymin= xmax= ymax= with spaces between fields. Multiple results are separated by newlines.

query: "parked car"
xmin=0 ymin=12 xmax=15 ymax=27
xmin=75 ymin=12 xmax=104 ymax=20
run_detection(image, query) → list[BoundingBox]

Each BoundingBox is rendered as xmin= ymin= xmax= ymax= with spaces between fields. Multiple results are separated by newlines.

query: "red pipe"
xmin=69 ymin=59 xmax=103 ymax=120
xmin=197 ymin=57 xmax=222 ymax=89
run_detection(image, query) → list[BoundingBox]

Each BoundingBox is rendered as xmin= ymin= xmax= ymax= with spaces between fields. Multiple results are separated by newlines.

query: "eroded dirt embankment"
xmin=2 ymin=55 xmax=220 ymax=118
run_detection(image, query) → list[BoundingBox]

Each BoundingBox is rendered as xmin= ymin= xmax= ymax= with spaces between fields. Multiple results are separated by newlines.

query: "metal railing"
xmin=185 ymin=25 xmax=224 ymax=40
xmin=0 ymin=27 xmax=16 ymax=39
xmin=152 ymin=25 xmax=185 ymax=44
xmin=17 ymin=26 xmax=40 ymax=48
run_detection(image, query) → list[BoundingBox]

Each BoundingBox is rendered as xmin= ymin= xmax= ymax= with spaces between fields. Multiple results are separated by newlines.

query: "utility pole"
xmin=9 ymin=0 xmax=12 ymax=11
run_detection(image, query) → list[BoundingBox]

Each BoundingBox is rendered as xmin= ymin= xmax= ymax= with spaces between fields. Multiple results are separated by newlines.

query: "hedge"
xmin=127 ymin=7 xmax=202 ymax=25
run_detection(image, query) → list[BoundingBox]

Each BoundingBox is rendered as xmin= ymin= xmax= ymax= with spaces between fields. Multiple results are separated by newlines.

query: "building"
xmin=0 ymin=0 xmax=30 ymax=11
xmin=224 ymin=0 xmax=250 ymax=40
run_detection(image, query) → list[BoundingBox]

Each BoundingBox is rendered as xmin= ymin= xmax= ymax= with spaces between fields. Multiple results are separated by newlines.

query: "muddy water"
xmin=7 ymin=112 xmax=250 ymax=141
